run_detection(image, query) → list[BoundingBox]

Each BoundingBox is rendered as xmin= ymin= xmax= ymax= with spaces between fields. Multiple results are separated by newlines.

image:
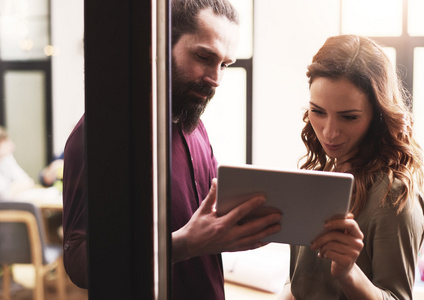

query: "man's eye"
xmin=196 ymin=54 xmax=208 ymax=61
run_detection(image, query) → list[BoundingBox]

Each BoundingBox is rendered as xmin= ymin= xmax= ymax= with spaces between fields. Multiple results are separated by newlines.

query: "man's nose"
xmin=203 ymin=65 xmax=222 ymax=87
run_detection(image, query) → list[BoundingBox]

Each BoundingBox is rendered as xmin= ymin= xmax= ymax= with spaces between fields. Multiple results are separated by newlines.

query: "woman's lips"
xmin=323 ymin=143 xmax=344 ymax=151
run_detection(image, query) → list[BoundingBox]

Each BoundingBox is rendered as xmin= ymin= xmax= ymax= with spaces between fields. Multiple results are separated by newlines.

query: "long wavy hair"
xmin=300 ymin=34 xmax=424 ymax=216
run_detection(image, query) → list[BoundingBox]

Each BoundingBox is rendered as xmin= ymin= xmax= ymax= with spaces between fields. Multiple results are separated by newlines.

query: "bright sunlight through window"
xmin=341 ymin=0 xmax=403 ymax=36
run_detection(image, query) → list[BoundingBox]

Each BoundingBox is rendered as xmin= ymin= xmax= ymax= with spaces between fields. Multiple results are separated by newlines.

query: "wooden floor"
xmin=4 ymin=264 xmax=424 ymax=300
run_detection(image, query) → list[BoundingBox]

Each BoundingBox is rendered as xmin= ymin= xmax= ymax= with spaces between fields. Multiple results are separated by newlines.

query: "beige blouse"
xmin=288 ymin=176 xmax=424 ymax=300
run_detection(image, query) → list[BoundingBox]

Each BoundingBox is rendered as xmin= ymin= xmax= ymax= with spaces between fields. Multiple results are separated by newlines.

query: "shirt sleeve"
xmin=62 ymin=115 xmax=88 ymax=288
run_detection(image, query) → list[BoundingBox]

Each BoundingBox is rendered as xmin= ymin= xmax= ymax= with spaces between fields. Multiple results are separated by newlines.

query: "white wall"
xmin=252 ymin=0 xmax=340 ymax=169
xmin=50 ymin=0 xmax=85 ymax=156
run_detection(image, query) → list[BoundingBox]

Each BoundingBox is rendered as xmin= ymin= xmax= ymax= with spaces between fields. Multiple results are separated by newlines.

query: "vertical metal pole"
xmin=154 ymin=0 xmax=171 ymax=298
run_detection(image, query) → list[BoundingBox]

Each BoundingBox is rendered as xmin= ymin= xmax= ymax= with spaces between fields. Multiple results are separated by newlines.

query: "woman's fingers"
xmin=311 ymin=217 xmax=364 ymax=252
xmin=324 ymin=218 xmax=363 ymax=239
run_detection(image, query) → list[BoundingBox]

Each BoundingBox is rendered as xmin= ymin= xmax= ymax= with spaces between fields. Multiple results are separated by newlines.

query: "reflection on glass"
xmin=413 ymin=48 xmax=424 ymax=150
xmin=201 ymin=68 xmax=247 ymax=164
xmin=229 ymin=0 xmax=253 ymax=59
xmin=0 ymin=0 xmax=50 ymax=60
xmin=341 ymin=0 xmax=402 ymax=37
xmin=408 ymin=0 xmax=424 ymax=36
xmin=4 ymin=71 xmax=46 ymax=181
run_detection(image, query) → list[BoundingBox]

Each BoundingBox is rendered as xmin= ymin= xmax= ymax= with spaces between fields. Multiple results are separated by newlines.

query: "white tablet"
xmin=216 ymin=164 xmax=354 ymax=246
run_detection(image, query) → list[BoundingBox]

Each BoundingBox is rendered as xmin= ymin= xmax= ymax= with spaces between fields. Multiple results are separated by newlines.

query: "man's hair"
xmin=171 ymin=0 xmax=239 ymax=47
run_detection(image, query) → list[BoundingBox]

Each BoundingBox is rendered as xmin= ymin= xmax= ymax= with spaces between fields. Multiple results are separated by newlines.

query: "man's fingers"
xmin=222 ymin=196 xmax=267 ymax=225
xmin=226 ymin=212 xmax=282 ymax=250
xmin=198 ymin=178 xmax=218 ymax=212
xmin=226 ymin=220 xmax=282 ymax=252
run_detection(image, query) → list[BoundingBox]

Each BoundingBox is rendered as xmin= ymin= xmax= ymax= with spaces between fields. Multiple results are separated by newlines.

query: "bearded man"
xmin=62 ymin=1 xmax=281 ymax=299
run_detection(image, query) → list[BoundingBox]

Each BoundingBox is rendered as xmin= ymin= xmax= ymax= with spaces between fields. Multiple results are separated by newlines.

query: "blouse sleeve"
xmin=364 ymin=192 xmax=424 ymax=299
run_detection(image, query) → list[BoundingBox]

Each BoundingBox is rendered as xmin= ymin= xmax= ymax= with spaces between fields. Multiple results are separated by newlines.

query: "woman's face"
xmin=309 ymin=77 xmax=374 ymax=166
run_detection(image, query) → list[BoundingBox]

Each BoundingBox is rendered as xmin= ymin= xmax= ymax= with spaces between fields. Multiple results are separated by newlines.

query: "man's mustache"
xmin=186 ymin=82 xmax=215 ymax=98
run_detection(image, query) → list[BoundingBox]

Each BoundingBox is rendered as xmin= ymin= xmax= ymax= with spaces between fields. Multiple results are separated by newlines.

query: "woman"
xmin=281 ymin=35 xmax=424 ymax=299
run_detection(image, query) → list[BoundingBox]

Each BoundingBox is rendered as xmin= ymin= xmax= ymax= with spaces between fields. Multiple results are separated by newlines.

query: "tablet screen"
xmin=216 ymin=164 xmax=354 ymax=245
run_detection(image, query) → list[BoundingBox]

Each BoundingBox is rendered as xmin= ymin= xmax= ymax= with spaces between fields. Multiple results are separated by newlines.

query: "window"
xmin=413 ymin=48 xmax=424 ymax=148
xmin=201 ymin=0 xmax=254 ymax=164
xmin=0 ymin=0 xmax=53 ymax=177
xmin=341 ymin=0 xmax=424 ymax=148
xmin=201 ymin=68 xmax=247 ymax=164
xmin=341 ymin=0 xmax=403 ymax=36
xmin=408 ymin=0 xmax=424 ymax=36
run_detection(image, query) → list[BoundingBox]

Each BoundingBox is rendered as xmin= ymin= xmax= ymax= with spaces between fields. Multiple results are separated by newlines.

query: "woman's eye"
xmin=343 ymin=115 xmax=358 ymax=121
xmin=311 ymin=109 xmax=324 ymax=115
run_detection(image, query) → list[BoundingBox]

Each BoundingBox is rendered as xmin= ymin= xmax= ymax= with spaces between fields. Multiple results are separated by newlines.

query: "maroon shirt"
xmin=62 ymin=116 xmax=224 ymax=298
xmin=62 ymin=115 xmax=88 ymax=288
xmin=171 ymin=121 xmax=223 ymax=300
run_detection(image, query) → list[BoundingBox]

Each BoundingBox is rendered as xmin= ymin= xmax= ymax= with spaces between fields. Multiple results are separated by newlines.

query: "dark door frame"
xmin=85 ymin=0 xmax=160 ymax=298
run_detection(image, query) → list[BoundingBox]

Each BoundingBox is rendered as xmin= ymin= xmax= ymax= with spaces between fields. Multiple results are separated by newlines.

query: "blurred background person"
xmin=0 ymin=126 xmax=34 ymax=199
xmin=39 ymin=152 xmax=64 ymax=190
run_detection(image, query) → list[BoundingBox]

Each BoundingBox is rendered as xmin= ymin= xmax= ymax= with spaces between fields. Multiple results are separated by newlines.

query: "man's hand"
xmin=173 ymin=178 xmax=282 ymax=262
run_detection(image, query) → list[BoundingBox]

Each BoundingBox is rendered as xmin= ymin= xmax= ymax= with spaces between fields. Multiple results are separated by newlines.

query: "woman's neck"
xmin=334 ymin=160 xmax=351 ymax=173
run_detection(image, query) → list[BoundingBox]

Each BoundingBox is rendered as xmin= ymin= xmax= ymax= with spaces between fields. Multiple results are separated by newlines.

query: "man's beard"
xmin=172 ymin=62 xmax=216 ymax=134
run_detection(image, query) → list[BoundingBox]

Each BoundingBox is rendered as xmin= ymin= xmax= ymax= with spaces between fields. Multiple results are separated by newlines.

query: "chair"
xmin=0 ymin=201 xmax=65 ymax=300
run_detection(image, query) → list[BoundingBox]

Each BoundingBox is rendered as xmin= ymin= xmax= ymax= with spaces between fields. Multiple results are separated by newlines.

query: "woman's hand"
xmin=310 ymin=213 xmax=364 ymax=280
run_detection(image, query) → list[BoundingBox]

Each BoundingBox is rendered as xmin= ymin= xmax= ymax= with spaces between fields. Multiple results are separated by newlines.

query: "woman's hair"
xmin=171 ymin=0 xmax=239 ymax=47
xmin=300 ymin=34 xmax=423 ymax=216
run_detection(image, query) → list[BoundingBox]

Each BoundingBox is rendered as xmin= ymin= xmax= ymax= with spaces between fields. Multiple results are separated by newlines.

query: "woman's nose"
xmin=322 ymin=118 xmax=340 ymax=141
